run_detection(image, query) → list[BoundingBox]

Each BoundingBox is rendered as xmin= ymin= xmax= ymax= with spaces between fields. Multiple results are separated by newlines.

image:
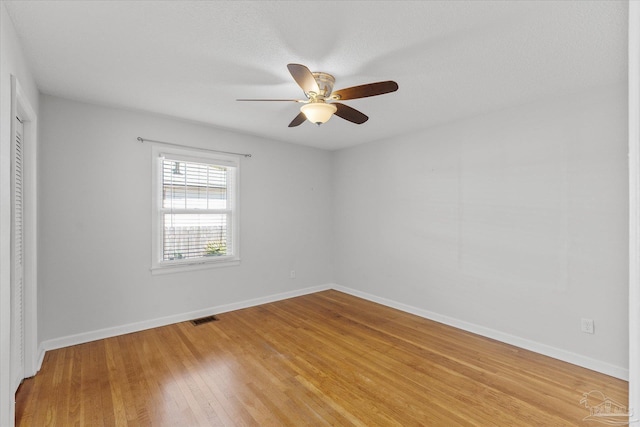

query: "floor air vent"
xmin=191 ymin=315 xmax=219 ymax=326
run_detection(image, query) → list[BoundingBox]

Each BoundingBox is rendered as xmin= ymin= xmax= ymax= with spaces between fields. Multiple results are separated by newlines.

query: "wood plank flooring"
xmin=16 ymin=290 xmax=628 ymax=426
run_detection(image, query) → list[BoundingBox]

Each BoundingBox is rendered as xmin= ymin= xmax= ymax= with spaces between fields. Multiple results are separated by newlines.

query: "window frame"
xmin=151 ymin=145 xmax=240 ymax=274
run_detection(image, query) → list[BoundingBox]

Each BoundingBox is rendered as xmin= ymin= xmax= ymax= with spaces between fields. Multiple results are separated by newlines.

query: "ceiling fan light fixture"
xmin=301 ymin=102 xmax=337 ymax=125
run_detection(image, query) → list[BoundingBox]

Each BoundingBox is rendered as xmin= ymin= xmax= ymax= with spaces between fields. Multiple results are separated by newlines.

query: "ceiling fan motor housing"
xmin=309 ymin=72 xmax=335 ymax=99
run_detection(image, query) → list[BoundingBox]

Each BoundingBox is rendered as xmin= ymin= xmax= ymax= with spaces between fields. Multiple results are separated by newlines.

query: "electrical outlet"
xmin=289 ymin=270 xmax=296 ymax=279
xmin=581 ymin=318 xmax=595 ymax=334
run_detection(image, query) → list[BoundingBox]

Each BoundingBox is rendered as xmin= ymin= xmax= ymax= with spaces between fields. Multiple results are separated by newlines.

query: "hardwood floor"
xmin=16 ymin=290 xmax=628 ymax=426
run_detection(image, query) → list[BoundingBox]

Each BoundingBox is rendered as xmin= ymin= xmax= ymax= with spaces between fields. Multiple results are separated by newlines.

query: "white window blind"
xmin=152 ymin=147 xmax=239 ymax=271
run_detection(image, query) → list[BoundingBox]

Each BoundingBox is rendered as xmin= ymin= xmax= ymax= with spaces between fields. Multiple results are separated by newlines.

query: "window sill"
xmin=151 ymin=258 xmax=240 ymax=275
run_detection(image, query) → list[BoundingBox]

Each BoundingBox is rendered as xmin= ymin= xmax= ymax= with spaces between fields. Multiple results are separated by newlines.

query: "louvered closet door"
xmin=11 ymin=115 xmax=25 ymax=391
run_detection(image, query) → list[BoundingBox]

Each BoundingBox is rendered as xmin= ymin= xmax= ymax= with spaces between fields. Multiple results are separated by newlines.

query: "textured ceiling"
xmin=4 ymin=1 xmax=628 ymax=150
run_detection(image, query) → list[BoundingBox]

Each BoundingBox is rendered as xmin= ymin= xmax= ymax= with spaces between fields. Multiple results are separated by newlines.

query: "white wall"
xmin=333 ymin=83 xmax=629 ymax=376
xmin=38 ymin=95 xmax=333 ymax=344
xmin=0 ymin=3 xmax=40 ymax=425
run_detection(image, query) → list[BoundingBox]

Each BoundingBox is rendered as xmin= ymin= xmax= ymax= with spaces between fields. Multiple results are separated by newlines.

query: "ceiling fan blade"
xmin=333 ymin=103 xmax=368 ymax=124
xmin=236 ymin=99 xmax=304 ymax=102
xmin=288 ymin=112 xmax=307 ymax=127
xmin=287 ymin=63 xmax=320 ymax=95
xmin=331 ymin=81 xmax=398 ymax=100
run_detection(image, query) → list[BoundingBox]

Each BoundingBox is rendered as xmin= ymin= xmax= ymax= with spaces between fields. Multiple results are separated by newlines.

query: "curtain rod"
xmin=137 ymin=137 xmax=252 ymax=158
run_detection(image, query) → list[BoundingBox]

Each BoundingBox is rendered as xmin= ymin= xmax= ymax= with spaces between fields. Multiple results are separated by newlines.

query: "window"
xmin=151 ymin=146 xmax=239 ymax=272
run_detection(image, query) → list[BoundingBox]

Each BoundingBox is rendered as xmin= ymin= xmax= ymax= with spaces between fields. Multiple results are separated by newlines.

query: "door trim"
xmin=628 ymin=0 xmax=639 ymax=416
xmin=11 ymin=76 xmax=38 ymax=380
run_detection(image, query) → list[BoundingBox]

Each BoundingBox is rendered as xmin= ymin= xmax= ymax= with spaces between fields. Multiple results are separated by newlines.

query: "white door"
xmin=10 ymin=114 xmax=25 ymax=391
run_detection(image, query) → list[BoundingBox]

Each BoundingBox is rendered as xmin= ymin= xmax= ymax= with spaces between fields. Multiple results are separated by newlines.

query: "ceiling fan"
xmin=237 ymin=63 xmax=399 ymax=127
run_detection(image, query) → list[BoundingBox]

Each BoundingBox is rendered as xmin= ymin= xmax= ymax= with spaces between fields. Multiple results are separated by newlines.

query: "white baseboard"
xmin=332 ymin=284 xmax=629 ymax=381
xmin=37 ymin=284 xmax=332 ymax=369
xmin=35 ymin=345 xmax=46 ymax=374
xmin=36 ymin=283 xmax=628 ymax=381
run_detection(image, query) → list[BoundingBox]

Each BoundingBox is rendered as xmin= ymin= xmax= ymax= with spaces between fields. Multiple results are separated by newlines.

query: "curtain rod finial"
xmin=137 ymin=137 xmax=144 ymax=143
